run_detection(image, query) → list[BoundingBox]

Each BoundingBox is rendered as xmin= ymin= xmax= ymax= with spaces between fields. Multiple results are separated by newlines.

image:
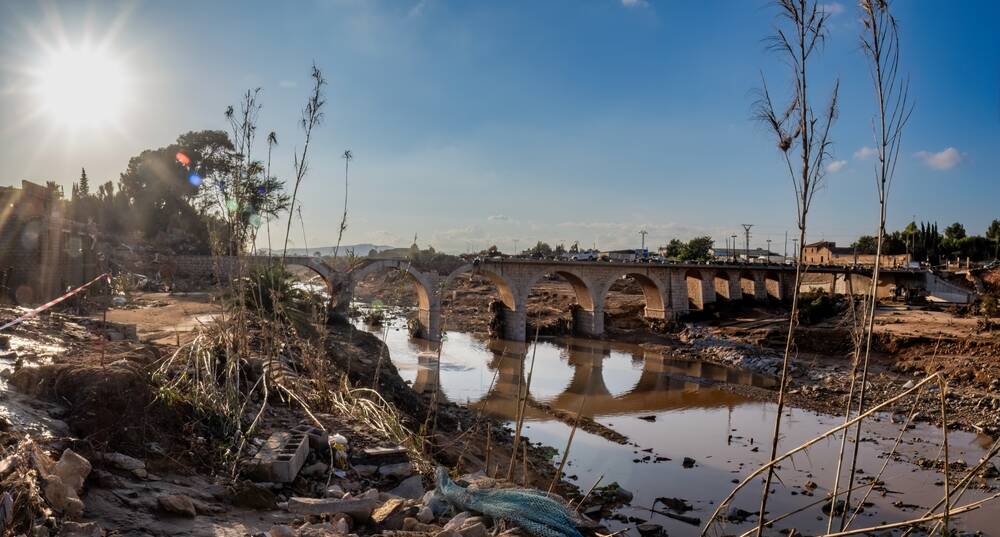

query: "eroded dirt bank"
xmin=0 ymin=295 xmax=581 ymax=537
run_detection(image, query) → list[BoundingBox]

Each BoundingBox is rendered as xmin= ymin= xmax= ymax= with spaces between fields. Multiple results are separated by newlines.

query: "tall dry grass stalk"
xmin=751 ymin=1 xmax=840 ymax=533
xmin=829 ymin=2 xmax=913 ymax=531
xmin=507 ymin=326 xmax=540 ymax=481
xmin=282 ymin=64 xmax=325 ymax=260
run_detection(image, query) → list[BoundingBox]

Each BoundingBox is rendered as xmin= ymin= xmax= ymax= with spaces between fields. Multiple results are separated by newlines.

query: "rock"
xmin=682 ymin=457 xmax=696 ymax=468
xmin=459 ymin=522 xmax=488 ymax=537
xmin=655 ymin=497 xmax=692 ymax=513
xmin=636 ymin=523 xmax=663 ymax=535
xmin=231 ymin=481 xmax=276 ymax=510
xmin=326 ymin=484 xmax=346 ymax=498
xmin=902 ymin=380 xmax=915 ymax=389
xmin=287 ymin=497 xmax=378 ymax=520
xmin=803 ymin=480 xmax=818 ymax=491
xmin=268 ymin=525 xmax=297 ymax=537
xmin=354 ymin=464 xmax=378 ymax=477
xmin=373 ymin=498 xmax=405 ymax=524
xmin=417 ymin=505 xmax=435 ymax=523
xmin=391 ymin=475 xmax=425 ymax=499
xmin=443 ymin=512 xmax=471 ymax=532
xmin=57 ymin=522 xmax=103 ymax=537
xmin=422 ymin=489 xmax=449 ymax=516
xmin=301 ymin=462 xmax=329 ymax=477
xmin=43 ymin=475 xmax=84 ymax=518
xmin=100 ymin=452 xmax=145 ymax=472
xmin=157 ymin=494 xmax=197 ymax=518
xmin=726 ymin=507 xmax=754 ymax=523
xmin=52 ymin=449 xmax=91 ymax=493
xmin=378 ymin=462 xmax=414 ymax=479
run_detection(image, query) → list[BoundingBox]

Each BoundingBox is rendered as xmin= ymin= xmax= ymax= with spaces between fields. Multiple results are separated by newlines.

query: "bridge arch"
xmin=443 ymin=264 xmax=519 ymax=311
xmin=713 ymin=270 xmax=736 ymax=301
xmin=685 ymin=269 xmax=707 ymax=310
xmin=764 ymin=270 xmax=783 ymax=301
xmin=523 ymin=268 xmax=600 ymax=337
xmin=739 ymin=270 xmax=758 ymax=300
xmin=347 ymin=259 xmax=439 ymax=339
xmin=599 ymin=271 xmax=667 ymax=321
xmin=280 ymin=257 xmax=336 ymax=294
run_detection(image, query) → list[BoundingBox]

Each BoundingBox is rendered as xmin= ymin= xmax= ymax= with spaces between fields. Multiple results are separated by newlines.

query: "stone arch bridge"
xmin=173 ymin=256 xmax=928 ymax=342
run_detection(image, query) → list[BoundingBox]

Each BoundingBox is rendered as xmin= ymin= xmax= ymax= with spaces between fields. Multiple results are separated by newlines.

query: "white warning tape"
xmin=0 ymin=273 xmax=111 ymax=332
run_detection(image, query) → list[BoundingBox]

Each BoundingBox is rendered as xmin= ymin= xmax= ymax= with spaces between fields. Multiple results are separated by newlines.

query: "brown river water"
xmin=356 ymin=311 xmax=1000 ymax=536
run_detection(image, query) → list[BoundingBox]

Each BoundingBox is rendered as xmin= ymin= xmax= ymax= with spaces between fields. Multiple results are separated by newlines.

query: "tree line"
xmin=850 ymin=220 xmax=1000 ymax=263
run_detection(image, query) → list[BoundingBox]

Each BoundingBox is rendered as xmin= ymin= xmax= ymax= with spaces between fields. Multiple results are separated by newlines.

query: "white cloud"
xmin=488 ymin=214 xmax=510 ymax=221
xmin=408 ymin=0 xmax=429 ymax=18
xmin=915 ymin=147 xmax=963 ymax=170
xmin=825 ymin=159 xmax=847 ymax=173
xmin=278 ymin=80 xmax=297 ymax=89
xmin=854 ymin=146 xmax=877 ymax=160
xmin=621 ymin=0 xmax=647 ymax=7
xmin=820 ymin=2 xmax=845 ymax=15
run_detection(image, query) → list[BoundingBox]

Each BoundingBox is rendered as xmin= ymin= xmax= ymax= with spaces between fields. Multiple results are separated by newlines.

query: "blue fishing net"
xmin=435 ymin=467 xmax=584 ymax=537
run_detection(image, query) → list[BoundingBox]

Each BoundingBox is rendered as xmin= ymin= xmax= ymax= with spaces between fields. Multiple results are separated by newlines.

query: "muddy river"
xmin=356 ymin=311 xmax=999 ymax=536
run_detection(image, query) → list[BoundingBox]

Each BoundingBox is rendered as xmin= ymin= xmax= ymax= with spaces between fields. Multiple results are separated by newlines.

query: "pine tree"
xmin=79 ymin=168 xmax=90 ymax=197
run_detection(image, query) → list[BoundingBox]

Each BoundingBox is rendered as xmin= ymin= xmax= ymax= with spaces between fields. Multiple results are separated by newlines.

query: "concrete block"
xmin=251 ymin=432 xmax=309 ymax=483
xmin=291 ymin=423 xmax=329 ymax=451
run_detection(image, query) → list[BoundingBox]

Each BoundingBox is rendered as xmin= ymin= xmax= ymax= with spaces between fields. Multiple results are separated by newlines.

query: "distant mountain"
xmin=261 ymin=244 xmax=396 ymax=257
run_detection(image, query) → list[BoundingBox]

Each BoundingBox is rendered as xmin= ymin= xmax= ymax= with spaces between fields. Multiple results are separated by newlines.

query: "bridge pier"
xmin=727 ymin=273 xmax=743 ymax=301
xmin=699 ymin=271 xmax=717 ymax=307
xmin=572 ymin=305 xmax=605 ymax=338
xmin=416 ymin=305 xmax=442 ymax=341
xmin=752 ymin=273 xmax=768 ymax=301
xmin=496 ymin=305 xmax=527 ymax=341
xmin=669 ymin=270 xmax=690 ymax=315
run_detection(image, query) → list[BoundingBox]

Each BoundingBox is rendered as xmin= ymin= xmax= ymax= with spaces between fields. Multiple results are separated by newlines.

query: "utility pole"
xmin=639 ymin=229 xmax=648 ymax=251
xmin=766 ymin=239 xmax=772 ymax=264
xmin=792 ymin=238 xmax=799 ymax=266
xmin=742 ymin=224 xmax=753 ymax=264
xmin=513 ymin=239 xmax=518 ymax=256
xmin=784 ymin=231 xmax=788 ymax=262
xmin=731 ymin=234 xmax=738 ymax=263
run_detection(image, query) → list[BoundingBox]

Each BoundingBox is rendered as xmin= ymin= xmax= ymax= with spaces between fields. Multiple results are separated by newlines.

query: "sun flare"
xmin=33 ymin=44 xmax=129 ymax=129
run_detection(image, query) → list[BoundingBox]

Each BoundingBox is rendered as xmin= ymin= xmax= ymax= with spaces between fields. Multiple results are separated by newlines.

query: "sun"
xmin=33 ymin=44 xmax=130 ymax=129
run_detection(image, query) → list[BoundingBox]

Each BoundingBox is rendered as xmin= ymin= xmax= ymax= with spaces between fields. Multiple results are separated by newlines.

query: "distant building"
xmin=710 ymin=248 xmax=782 ymax=263
xmin=0 ymin=180 xmax=100 ymax=303
xmin=802 ymin=241 xmax=911 ymax=267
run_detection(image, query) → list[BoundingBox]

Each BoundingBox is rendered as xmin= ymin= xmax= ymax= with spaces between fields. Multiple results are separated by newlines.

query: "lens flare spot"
xmin=188 ymin=173 xmax=202 ymax=186
xmin=176 ymin=152 xmax=191 ymax=166
xmin=249 ymin=214 xmax=262 ymax=228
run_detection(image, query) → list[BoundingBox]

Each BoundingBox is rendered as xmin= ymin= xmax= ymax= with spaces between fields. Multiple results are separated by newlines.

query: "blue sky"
xmin=1 ymin=0 xmax=997 ymax=253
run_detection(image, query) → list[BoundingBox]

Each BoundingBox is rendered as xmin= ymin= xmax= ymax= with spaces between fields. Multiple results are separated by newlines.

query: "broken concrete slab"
xmin=287 ymin=497 xmax=378 ymax=520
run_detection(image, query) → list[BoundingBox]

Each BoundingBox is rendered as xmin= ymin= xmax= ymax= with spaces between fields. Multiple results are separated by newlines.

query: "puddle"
xmin=356 ymin=313 xmax=1000 ymax=536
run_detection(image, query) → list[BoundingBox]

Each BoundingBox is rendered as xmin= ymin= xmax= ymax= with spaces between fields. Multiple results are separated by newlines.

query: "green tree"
xmin=851 ymin=235 xmax=878 ymax=254
xmin=680 ymin=236 xmax=713 ymax=261
xmin=985 ymin=220 xmax=1000 ymax=241
xmin=944 ymin=222 xmax=966 ymax=240
xmin=663 ymin=238 xmax=684 ymax=259
xmin=78 ymin=168 xmax=90 ymax=197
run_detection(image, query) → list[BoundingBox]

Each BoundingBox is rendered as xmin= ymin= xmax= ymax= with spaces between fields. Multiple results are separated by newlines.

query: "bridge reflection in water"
xmin=405 ymin=335 xmax=776 ymax=421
